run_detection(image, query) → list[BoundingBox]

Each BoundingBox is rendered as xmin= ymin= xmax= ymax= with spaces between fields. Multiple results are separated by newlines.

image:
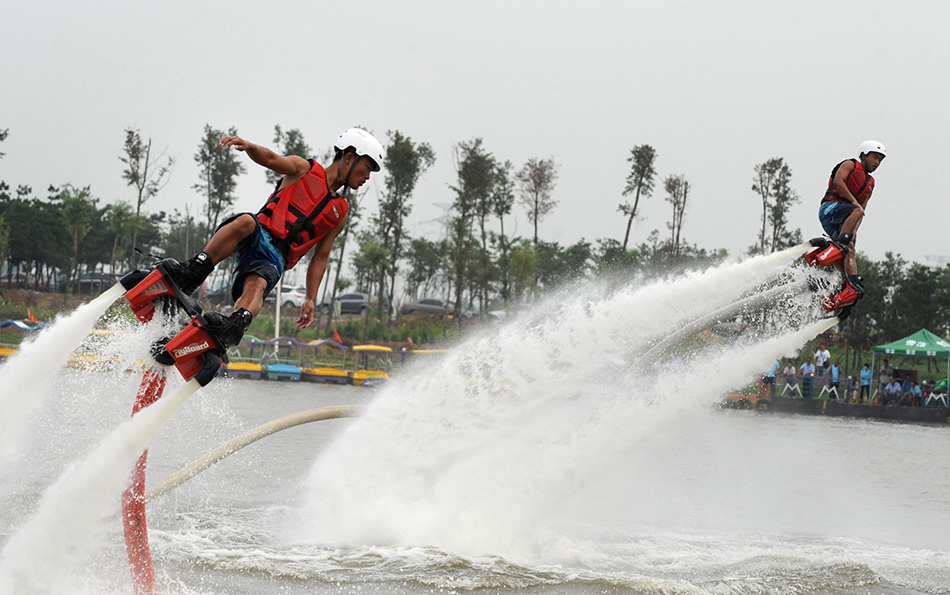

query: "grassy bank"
xmin=0 ymin=288 xmax=471 ymax=349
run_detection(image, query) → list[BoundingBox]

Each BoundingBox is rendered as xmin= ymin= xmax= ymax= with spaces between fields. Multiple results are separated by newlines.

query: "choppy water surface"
xmin=6 ymin=375 xmax=950 ymax=594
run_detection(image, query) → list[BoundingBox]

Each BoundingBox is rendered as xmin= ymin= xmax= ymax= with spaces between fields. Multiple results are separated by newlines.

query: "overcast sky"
xmin=3 ymin=0 xmax=947 ymax=282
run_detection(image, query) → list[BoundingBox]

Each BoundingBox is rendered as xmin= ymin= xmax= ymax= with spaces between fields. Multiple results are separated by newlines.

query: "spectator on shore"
xmin=847 ymin=376 xmax=859 ymax=403
xmin=801 ymin=357 xmax=817 ymax=398
xmin=903 ymin=380 xmax=923 ymax=407
xmin=815 ymin=344 xmax=831 ymax=374
xmin=828 ymin=359 xmax=841 ymax=399
xmin=859 ymin=363 xmax=872 ymax=404
xmin=879 ymin=359 xmax=894 ymax=396
xmin=782 ymin=361 xmax=798 ymax=395
xmin=764 ymin=359 xmax=780 ymax=395
xmin=884 ymin=377 xmax=902 ymax=405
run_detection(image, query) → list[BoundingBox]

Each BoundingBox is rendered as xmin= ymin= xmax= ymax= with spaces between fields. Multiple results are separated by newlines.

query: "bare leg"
xmin=234 ymin=275 xmax=268 ymax=318
xmin=840 ymin=209 xmax=864 ymax=277
xmin=840 ymin=209 xmax=864 ymax=237
xmin=843 ymin=240 xmax=858 ymax=276
xmin=201 ymin=214 xmax=258 ymax=265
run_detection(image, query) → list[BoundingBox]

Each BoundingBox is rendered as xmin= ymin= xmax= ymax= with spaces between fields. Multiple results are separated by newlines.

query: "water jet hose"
xmin=144 ymin=405 xmax=362 ymax=501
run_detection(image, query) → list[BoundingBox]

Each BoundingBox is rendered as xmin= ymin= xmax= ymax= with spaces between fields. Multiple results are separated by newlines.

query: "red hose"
xmin=121 ymin=367 xmax=167 ymax=595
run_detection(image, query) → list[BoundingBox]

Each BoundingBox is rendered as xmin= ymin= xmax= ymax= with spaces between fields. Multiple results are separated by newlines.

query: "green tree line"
xmin=1 ymin=126 xmax=947 ymax=346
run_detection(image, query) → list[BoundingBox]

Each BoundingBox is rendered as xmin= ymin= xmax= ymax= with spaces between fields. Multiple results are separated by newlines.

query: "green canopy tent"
xmin=871 ymin=329 xmax=950 ymax=406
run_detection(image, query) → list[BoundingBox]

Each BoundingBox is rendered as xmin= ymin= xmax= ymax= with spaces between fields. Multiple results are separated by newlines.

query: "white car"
xmin=270 ymin=285 xmax=308 ymax=308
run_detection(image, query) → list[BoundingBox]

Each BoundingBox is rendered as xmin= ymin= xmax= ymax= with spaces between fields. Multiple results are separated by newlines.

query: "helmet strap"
xmin=340 ymin=153 xmax=359 ymax=199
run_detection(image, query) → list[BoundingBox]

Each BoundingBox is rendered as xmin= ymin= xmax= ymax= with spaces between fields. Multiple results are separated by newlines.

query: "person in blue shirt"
xmin=859 ymin=363 xmax=873 ymax=403
xmin=884 ymin=377 xmax=903 ymax=405
xmin=903 ymin=380 xmax=923 ymax=407
xmin=828 ymin=360 xmax=841 ymax=399
xmin=764 ymin=359 xmax=780 ymax=396
xmin=800 ymin=358 xmax=817 ymax=398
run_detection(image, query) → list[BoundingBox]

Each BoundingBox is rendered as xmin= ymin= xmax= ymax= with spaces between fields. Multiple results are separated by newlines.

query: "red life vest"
xmin=257 ymin=160 xmax=348 ymax=269
xmin=822 ymin=158 xmax=874 ymax=207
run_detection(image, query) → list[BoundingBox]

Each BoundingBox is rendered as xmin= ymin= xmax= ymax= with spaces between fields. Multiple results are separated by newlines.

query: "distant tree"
xmin=450 ymin=138 xmax=496 ymax=316
xmin=892 ymin=262 xmax=948 ymax=337
xmin=619 ymin=144 xmax=657 ymax=252
xmin=537 ymin=239 xmax=593 ymax=288
xmin=472 ymin=154 xmax=505 ymax=316
xmin=490 ymin=160 xmax=517 ymax=306
xmin=265 ymin=125 xmax=312 ymax=186
xmin=375 ymin=130 xmax=435 ymax=319
xmin=104 ymin=201 xmax=135 ymax=273
xmin=516 ymin=157 xmax=559 ymax=246
xmin=842 ymin=253 xmax=950 ymax=357
xmin=120 ymin=128 xmax=174 ymax=266
xmin=509 ymin=240 xmax=538 ymax=303
xmin=0 ymin=128 xmax=8 ymax=159
xmin=873 ymin=252 xmax=907 ymax=341
xmin=322 ymin=182 xmax=371 ymax=337
xmin=664 ymin=174 xmax=690 ymax=261
xmin=0 ymin=186 xmax=66 ymax=289
xmin=352 ymin=235 xmax=390 ymax=302
xmin=161 ymin=206 xmax=208 ymax=262
xmin=193 ymin=124 xmax=246 ymax=243
xmin=403 ymin=237 xmax=445 ymax=299
xmin=593 ymin=237 xmax=632 ymax=273
xmin=57 ymin=184 xmax=98 ymax=301
xmin=0 ymin=215 xmax=9 ymax=277
xmin=751 ymin=157 xmax=800 ymax=254
xmin=936 ymin=266 xmax=950 ymax=339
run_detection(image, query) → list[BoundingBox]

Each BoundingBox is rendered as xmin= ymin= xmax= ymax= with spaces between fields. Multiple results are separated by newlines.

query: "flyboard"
xmin=111 ymin=263 xmax=227 ymax=595
xmin=802 ymin=235 xmax=863 ymax=319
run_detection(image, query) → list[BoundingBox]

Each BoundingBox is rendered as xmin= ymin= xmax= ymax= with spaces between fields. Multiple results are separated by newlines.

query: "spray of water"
xmin=0 ymin=287 xmax=189 ymax=471
xmin=293 ymin=245 xmax=836 ymax=561
xmin=0 ymin=285 xmax=125 ymax=462
xmin=0 ymin=377 xmax=200 ymax=594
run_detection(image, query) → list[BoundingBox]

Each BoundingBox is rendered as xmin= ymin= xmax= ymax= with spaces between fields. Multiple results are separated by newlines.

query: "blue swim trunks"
xmin=225 ymin=214 xmax=286 ymax=303
xmin=818 ymin=201 xmax=857 ymax=240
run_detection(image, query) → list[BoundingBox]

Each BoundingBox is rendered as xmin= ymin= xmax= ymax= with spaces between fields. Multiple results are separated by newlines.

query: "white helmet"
xmin=858 ymin=140 xmax=886 ymax=158
xmin=334 ymin=128 xmax=384 ymax=171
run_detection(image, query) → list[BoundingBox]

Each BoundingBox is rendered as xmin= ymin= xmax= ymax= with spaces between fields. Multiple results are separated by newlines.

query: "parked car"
xmin=265 ymin=285 xmax=308 ymax=308
xmin=401 ymin=298 xmax=451 ymax=316
xmin=321 ymin=292 xmax=371 ymax=315
xmin=400 ymin=298 xmax=478 ymax=317
xmin=320 ymin=292 xmax=392 ymax=316
xmin=71 ymin=272 xmax=118 ymax=294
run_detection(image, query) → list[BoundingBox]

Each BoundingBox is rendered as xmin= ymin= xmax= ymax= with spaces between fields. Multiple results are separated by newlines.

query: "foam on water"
xmin=150 ymin=507 xmax=950 ymax=593
xmin=0 ymin=377 xmax=200 ymax=594
xmin=292 ymin=245 xmax=836 ymax=563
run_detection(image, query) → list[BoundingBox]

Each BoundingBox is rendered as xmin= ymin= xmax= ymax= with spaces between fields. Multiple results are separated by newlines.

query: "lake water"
xmin=2 ymin=370 xmax=950 ymax=595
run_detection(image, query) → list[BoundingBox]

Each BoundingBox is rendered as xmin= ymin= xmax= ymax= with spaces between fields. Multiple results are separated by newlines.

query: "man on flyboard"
xmin=146 ymin=128 xmax=384 ymax=355
xmin=805 ymin=139 xmax=886 ymax=318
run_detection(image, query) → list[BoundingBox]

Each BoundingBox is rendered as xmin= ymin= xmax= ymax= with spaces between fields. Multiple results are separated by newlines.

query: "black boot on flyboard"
xmin=119 ymin=255 xmax=248 ymax=386
xmin=802 ymin=235 xmax=863 ymax=321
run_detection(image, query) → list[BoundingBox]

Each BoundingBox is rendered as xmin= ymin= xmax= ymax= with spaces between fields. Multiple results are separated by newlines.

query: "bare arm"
xmin=296 ymin=217 xmax=347 ymax=328
xmin=220 ymin=135 xmax=311 ymax=179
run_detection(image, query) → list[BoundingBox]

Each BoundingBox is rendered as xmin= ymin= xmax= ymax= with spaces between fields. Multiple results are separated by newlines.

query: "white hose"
xmin=144 ymin=405 xmax=362 ymax=501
